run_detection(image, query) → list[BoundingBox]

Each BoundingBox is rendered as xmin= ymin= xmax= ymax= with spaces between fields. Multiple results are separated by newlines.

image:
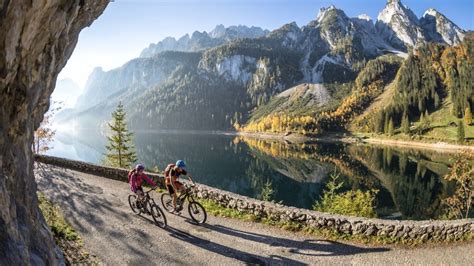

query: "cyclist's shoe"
xmin=171 ymin=208 xmax=181 ymax=215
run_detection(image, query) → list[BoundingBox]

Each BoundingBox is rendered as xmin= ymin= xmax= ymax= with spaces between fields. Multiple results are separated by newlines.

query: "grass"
xmin=351 ymin=99 xmax=474 ymax=145
xmin=38 ymin=192 xmax=98 ymax=264
xmin=198 ymin=198 xmax=474 ymax=247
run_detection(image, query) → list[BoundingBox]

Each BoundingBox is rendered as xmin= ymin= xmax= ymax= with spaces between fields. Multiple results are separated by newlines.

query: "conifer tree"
xmin=401 ymin=112 xmax=410 ymax=134
xmin=104 ymin=103 xmax=137 ymax=168
xmin=384 ymin=112 xmax=390 ymax=134
xmin=388 ymin=118 xmax=394 ymax=136
xmin=457 ymin=120 xmax=465 ymax=144
xmin=464 ymin=107 xmax=473 ymax=125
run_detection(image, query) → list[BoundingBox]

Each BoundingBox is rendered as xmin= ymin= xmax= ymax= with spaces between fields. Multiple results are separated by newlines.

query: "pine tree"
xmin=457 ymin=120 xmax=465 ymax=144
xmin=375 ymin=111 xmax=384 ymax=133
xmin=464 ymin=107 xmax=473 ymax=125
xmin=104 ymin=103 xmax=137 ymax=168
xmin=384 ymin=112 xmax=389 ymax=134
xmin=434 ymin=93 xmax=440 ymax=109
xmin=388 ymin=118 xmax=394 ymax=136
xmin=401 ymin=112 xmax=410 ymax=134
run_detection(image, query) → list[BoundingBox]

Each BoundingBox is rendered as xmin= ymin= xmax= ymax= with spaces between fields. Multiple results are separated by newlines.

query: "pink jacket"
xmin=128 ymin=170 xmax=156 ymax=192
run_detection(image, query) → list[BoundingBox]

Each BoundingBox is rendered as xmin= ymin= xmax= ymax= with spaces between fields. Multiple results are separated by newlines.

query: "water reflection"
xmin=47 ymin=130 xmax=468 ymax=220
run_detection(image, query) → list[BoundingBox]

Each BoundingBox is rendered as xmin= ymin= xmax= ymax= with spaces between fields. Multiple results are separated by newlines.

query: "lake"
xmin=47 ymin=129 xmax=468 ymax=220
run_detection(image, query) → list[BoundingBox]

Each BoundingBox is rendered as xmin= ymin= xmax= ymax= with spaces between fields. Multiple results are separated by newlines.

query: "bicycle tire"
xmin=160 ymin=193 xmax=174 ymax=213
xmin=149 ymin=202 xmax=167 ymax=228
xmin=188 ymin=201 xmax=207 ymax=224
xmin=128 ymin=194 xmax=141 ymax=214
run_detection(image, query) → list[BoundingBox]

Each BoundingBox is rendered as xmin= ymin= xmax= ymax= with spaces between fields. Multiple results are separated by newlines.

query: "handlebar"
xmin=144 ymin=186 xmax=160 ymax=193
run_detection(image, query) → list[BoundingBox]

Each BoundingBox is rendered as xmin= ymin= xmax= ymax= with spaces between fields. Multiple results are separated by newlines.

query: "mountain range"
xmin=57 ymin=0 xmax=470 ymax=136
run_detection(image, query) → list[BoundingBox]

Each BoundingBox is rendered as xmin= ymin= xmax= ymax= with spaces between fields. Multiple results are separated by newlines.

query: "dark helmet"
xmin=135 ymin=164 xmax=145 ymax=171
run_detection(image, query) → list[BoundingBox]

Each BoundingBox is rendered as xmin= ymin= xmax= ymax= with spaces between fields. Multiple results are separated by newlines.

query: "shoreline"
xmin=235 ymin=131 xmax=474 ymax=153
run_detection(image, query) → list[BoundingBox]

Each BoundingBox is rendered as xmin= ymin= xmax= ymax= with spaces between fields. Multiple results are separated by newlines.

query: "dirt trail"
xmin=35 ymin=164 xmax=473 ymax=265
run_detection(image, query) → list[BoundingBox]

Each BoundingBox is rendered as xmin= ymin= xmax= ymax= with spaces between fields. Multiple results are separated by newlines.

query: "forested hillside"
xmin=350 ymin=33 xmax=473 ymax=141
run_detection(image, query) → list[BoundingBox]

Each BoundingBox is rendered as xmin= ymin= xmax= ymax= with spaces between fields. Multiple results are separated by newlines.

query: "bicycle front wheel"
xmin=188 ymin=201 xmax=207 ymax=224
xmin=149 ymin=202 xmax=167 ymax=228
xmin=160 ymin=193 xmax=174 ymax=213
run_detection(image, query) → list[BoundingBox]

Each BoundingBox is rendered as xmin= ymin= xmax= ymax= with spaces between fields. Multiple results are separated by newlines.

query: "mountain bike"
xmin=128 ymin=186 xmax=167 ymax=228
xmin=161 ymin=182 xmax=207 ymax=224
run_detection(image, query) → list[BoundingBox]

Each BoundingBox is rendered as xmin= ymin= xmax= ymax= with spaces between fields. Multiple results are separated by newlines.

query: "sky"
xmin=58 ymin=0 xmax=474 ymax=92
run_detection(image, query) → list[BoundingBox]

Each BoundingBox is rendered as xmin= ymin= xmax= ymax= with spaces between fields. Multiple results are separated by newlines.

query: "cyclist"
xmin=128 ymin=164 xmax=156 ymax=207
xmin=164 ymin=160 xmax=193 ymax=213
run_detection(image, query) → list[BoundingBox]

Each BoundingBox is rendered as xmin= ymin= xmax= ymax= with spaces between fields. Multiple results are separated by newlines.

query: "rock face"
xmin=0 ymin=1 xmax=108 ymax=264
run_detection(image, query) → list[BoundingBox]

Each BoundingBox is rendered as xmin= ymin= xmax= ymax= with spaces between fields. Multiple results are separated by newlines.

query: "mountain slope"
xmin=61 ymin=0 xmax=468 ymax=134
xmin=350 ymin=32 xmax=473 ymax=140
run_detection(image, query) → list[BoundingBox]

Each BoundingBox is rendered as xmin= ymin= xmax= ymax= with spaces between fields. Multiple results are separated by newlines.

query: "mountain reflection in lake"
xmin=47 ymin=130 xmax=468 ymax=220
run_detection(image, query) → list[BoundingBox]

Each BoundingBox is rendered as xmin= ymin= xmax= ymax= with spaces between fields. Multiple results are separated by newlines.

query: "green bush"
xmin=260 ymin=179 xmax=274 ymax=201
xmin=38 ymin=192 xmax=79 ymax=241
xmin=313 ymin=172 xmax=378 ymax=218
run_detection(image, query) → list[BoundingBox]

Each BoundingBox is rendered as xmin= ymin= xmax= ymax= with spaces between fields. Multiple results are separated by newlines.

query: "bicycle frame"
xmin=176 ymin=185 xmax=196 ymax=208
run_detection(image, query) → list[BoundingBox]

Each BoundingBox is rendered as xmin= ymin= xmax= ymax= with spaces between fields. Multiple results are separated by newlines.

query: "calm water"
xmin=47 ymin=129 xmax=467 ymax=220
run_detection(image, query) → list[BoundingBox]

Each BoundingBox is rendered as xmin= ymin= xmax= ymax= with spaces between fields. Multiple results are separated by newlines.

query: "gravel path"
xmin=35 ymin=164 xmax=474 ymax=265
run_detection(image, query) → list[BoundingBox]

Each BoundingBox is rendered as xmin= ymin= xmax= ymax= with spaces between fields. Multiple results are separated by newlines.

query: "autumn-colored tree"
xmin=33 ymin=101 xmax=62 ymax=154
xmin=441 ymin=150 xmax=473 ymax=219
xmin=103 ymin=103 xmax=137 ymax=168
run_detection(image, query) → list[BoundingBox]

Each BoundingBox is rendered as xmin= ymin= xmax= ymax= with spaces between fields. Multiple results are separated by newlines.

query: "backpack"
xmin=164 ymin=164 xmax=175 ymax=183
xmin=128 ymin=169 xmax=137 ymax=183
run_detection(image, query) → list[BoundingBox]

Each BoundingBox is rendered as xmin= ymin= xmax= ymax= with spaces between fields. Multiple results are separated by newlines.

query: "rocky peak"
xmin=316 ymin=5 xmax=346 ymax=24
xmin=375 ymin=0 xmax=425 ymax=50
xmin=420 ymin=8 xmax=465 ymax=45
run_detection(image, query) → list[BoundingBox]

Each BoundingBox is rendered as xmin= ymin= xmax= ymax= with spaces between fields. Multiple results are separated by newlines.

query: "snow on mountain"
xmin=376 ymin=0 xmax=426 ymax=50
xmin=140 ymin=25 xmax=269 ymax=57
xmin=420 ymin=8 xmax=465 ymax=45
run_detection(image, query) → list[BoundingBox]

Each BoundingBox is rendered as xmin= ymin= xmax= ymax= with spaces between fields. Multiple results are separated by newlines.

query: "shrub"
xmin=260 ymin=179 xmax=274 ymax=201
xmin=313 ymin=172 xmax=378 ymax=218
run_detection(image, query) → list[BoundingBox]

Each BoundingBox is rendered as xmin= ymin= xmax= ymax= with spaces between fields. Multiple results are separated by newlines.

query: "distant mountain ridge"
xmin=62 ymin=0 xmax=468 ymax=134
xmin=139 ymin=24 xmax=270 ymax=58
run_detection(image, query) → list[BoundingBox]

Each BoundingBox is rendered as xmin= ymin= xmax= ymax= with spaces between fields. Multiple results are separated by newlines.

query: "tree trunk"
xmin=0 ymin=1 xmax=108 ymax=264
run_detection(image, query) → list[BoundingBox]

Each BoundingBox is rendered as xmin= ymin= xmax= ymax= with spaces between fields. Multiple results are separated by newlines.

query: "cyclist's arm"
xmin=143 ymin=174 xmax=157 ymax=187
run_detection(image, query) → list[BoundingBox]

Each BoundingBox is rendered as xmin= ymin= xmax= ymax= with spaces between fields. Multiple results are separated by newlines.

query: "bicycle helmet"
xmin=176 ymin=160 xmax=186 ymax=170
xmin=135 ymin=164 xmax=145 ymax=171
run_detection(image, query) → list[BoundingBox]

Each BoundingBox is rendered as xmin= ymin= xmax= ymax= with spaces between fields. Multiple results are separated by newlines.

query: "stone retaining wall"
xmin=35 ymin=154 xmax=473 ymax=242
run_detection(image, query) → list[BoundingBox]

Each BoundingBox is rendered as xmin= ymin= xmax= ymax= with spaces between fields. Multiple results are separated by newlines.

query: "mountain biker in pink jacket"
xmin=128 ymin=164 xmax=156 ymax=202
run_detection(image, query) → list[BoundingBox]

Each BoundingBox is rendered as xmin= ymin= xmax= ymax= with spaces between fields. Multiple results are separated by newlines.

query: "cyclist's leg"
xmin=167 ymin=184 xmax=178 ymax=211
xmin=136 ymin=187 xmax=145 ymax=205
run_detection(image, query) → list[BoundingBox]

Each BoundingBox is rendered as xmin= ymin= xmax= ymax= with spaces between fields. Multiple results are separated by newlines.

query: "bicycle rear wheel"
xmin=160 ymin=193 xmax=174 ymax=213
xmin=188 ymin=201 xmax=207 ymax=224
xmin=128 ymin=195 xmax=141 ymax=214
xmin=149 ymin=202 xmax=167 ymax=228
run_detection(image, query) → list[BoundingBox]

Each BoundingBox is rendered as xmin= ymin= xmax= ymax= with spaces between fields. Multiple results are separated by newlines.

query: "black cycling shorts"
xmin=166 ymin=184 xmax=175 ymax=195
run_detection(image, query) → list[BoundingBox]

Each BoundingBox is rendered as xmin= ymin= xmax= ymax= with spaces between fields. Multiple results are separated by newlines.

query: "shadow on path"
xmin=204 ymin=224 xmax=390 ymax=257
xmin=165 ymin=226 xmax=306 ymax=265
